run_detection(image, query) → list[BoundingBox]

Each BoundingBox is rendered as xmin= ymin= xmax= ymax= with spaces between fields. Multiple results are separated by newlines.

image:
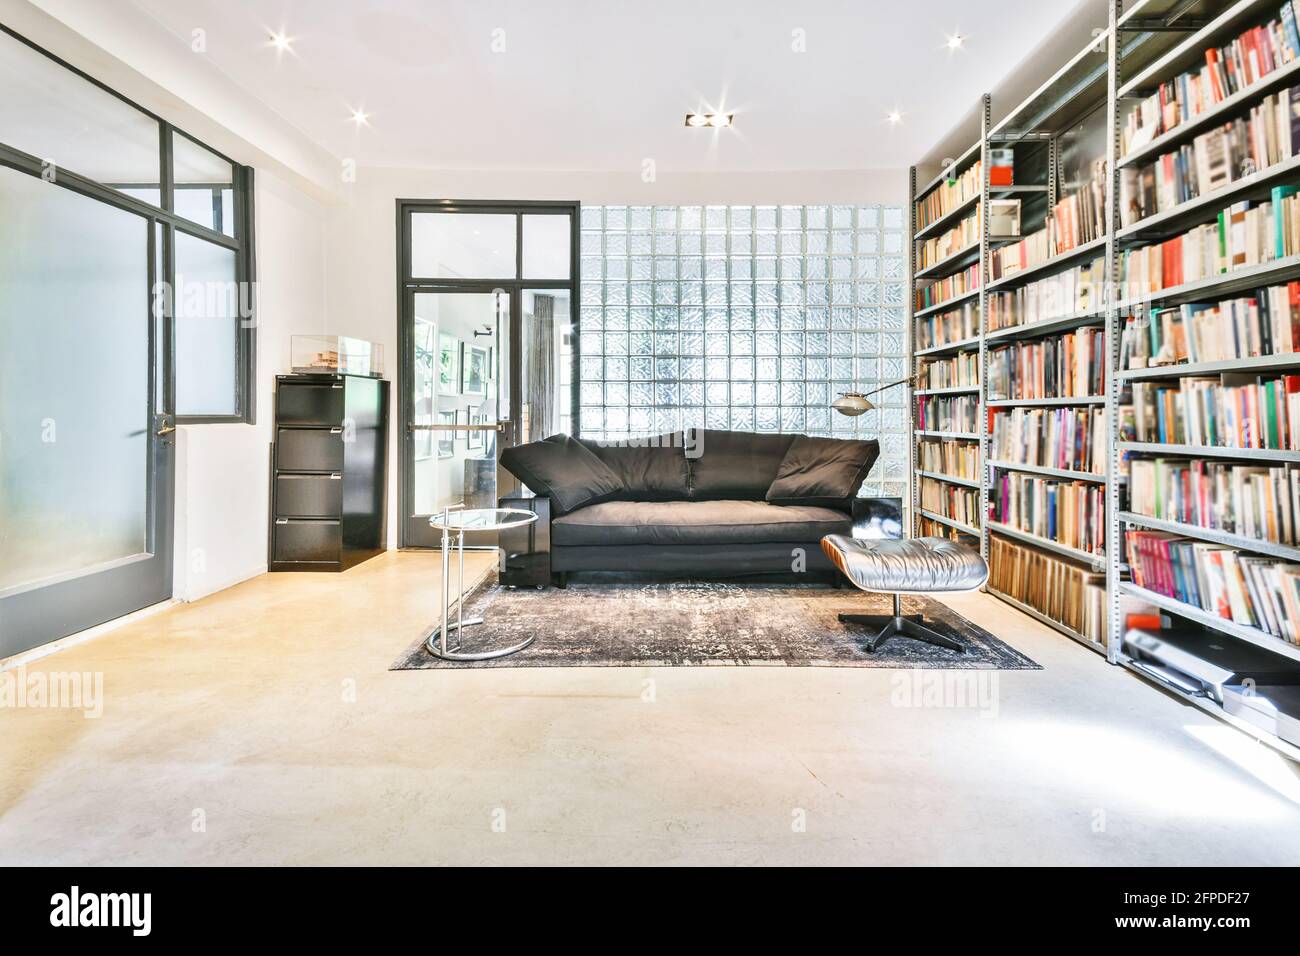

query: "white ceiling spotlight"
xmin=945 ymin=32 xmax=965 ymax=51
xmin=684 ymin=112 xmax=734 ymax=129
xmin=350 ymin=108 xmax=370 ymax=127
xmin=268 ymin=31 xmax=293 ymax=53
xmin=886 ymin=110 xmax=904 ymax=126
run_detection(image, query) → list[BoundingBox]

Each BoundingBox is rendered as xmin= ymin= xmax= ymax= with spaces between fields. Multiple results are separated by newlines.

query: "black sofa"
xmin=499 ymin=429 xmax=880 ymax=581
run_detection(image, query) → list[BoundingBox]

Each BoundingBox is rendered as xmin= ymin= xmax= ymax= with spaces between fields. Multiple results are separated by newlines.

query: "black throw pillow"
xmin=578 ymin=435 xmax=691 ymax=500
xmin=500 ymin=435 xmax=624 ymax=514
xmin=766 ymin=436 xmax=880 ymax=508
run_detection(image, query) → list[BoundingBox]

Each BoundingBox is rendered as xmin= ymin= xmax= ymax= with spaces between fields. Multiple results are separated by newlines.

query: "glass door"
xmin=404 ymin=288 xmax=510 ymax=548
xmin=397 ymin=201 xmax=578 ymax=550
xmin=0 ymin=167 xmax=173 ymax=657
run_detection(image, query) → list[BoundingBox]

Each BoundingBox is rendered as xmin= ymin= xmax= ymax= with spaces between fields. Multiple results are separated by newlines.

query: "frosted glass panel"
xmin=175 ymin=232 xmax=238 ymax=416
xmin=579 ymin=203 xmax=908 ymax=496
xmin=522 ymin=215 xmax=571 ymax=279
xmin=173 ymin=131 xmax=235 ymax=236
xmin=410 ymin=213 xmax=516 ymax=279
xmin=0 ymin=167 xmax=149 ymax=591
xmin=0 ymin=29 xmax=160 ymax=203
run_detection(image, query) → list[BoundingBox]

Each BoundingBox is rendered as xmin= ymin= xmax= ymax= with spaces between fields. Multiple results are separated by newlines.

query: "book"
xmin=990 ymin=406 xmax=1107 ymax=474
xmin=1126 ymin=528 xmax=1300 ymax=643
xmin=989 ymin=535 xmax=1108 ymax=643
xmin=987 ymin=327 xmax=1106 ymax=400
xmin=1128 ymin=457 xmax=1300 ymax=545
xmin=991 ymin=472 xmax=1106 ymax=555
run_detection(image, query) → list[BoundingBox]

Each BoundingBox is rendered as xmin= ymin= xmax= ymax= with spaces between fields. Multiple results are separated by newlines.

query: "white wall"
xmin=172 ymin=169 xmax=329 ymax=601
xmin=324 ymin=165 xmax=908 ymax=546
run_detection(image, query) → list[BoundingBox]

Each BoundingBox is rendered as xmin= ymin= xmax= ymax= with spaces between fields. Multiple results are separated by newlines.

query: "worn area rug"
xmin=391 ymin=575 xmax=1040 ymax=670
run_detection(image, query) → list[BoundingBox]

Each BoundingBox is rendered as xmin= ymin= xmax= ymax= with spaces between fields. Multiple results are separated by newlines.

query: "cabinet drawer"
xmin=273 ymin=519 xmax=341 ymax=563
xmin=277 ymin=382 xmax=344 ymax=425
xmin=275 ymin=474 xmax=342 ymax=517
xmin=276 ymin=427 xmax=345 ymax=472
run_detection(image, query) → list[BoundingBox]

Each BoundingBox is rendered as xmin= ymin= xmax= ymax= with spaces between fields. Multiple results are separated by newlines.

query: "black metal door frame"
xmin=395 ymin=200 xmax=579 ymax=549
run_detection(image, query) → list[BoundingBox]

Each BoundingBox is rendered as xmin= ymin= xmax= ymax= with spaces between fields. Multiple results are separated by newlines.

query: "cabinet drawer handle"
xmin=329 ymin=474 xmax=342 ymax=480
xmin=329 ymin=427 xmax=343 ymax=434
xmin=275 ymin=518 xmax=289 ymax=525
xmin=331 ymin=384 xmax=344 ymax=389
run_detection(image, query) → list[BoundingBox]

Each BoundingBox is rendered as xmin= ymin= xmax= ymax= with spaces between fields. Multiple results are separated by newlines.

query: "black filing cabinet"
xmin=497 ymin=492 xmax=551 ymax=588
xmin=270 ymin=373 xmax=389 ymax=571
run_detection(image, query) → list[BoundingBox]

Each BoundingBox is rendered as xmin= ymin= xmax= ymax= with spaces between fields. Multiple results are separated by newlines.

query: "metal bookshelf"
xmin=908 ymin=0 xmax=1300 ymax=758
xmin=910 ymin=101 xmax=988 ymax=545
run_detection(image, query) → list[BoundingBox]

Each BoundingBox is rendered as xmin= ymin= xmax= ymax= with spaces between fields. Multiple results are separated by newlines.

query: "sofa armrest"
xmin=498 ymin=492 xmax=552 ymax=587
xmin=850 ymin=496 xmax=904 ymax=540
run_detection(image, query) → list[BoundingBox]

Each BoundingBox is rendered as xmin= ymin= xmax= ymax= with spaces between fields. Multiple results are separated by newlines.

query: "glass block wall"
xmin=577 ymin=204 xmax=908 ymax=497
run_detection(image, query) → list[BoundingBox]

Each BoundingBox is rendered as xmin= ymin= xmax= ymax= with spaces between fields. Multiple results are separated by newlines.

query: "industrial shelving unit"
xmin=907 ymin=0 xmax=1300 ymax=759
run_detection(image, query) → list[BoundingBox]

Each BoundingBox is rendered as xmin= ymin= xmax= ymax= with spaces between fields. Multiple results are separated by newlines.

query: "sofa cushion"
xmin=766 ymin=436 xmax=880 ymax=508
xmin=551 ymin=499 xmax=851 ymax=547
xmin=578 ymin=435 xmax=690 ymax=500
xmin=687 ymin=430 xmax=796 ymax=500
xmin=499 ymin=435 xmax=622 ymax=515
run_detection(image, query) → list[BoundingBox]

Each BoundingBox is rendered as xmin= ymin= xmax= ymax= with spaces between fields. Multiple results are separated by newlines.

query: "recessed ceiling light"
xmin=268 ymin=31 xmax=293 ymax=53
xmin=946 ymin=32 xmax=965 ymax=50
xmin=350 ymin=109 xmax=370 ymax=127
xmin=887 ymin=110 xmax=904 ymax=125
xmin=684 ymin=112 xmax=734 ymax=129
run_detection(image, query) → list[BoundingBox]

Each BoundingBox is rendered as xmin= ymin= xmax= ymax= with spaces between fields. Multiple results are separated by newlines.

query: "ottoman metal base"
xmin=837 ymin=607 xmax=965 ymax=654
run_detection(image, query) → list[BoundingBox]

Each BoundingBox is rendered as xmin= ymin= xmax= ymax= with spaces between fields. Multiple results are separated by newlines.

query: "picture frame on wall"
xmin=437 ymin=410 xmax=457 ymax=459
xmin=467 ymin=408 xmax=484 ymax=451
xmin=464 ymin=346 xmax=488 ymax=395
xmin=437 ymin=333 xmax=461 ymax=396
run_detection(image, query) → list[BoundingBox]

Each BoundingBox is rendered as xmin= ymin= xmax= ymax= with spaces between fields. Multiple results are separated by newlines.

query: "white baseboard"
xmin=178 ymin=563 xmax=268 ymax=603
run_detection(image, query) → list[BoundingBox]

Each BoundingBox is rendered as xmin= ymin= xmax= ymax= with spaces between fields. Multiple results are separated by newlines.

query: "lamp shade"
xmin=831 ymin=392 xmax=873 ymax=417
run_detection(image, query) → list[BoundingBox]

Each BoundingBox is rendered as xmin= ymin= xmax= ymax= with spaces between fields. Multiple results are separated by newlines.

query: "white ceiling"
xmin=125 ymin=0 xmax=1083 ymax=173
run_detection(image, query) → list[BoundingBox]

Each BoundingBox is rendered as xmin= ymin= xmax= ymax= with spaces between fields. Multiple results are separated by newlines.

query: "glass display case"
xmin=290 ymin=334 xmax=384 ymax=377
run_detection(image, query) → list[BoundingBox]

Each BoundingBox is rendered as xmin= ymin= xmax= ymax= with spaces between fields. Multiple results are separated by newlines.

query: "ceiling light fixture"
xmin=946 ymin=32 xmax=965 ymax=50
xmin=268 ymin=31 xmax=293 ymax=52
xmin=887 ymin=110 xmax=904 ymax=125
xmin=350 ymin=108 xmax=370 ymax=127
xmin=684 ymin=112 xmax=734 ymax=129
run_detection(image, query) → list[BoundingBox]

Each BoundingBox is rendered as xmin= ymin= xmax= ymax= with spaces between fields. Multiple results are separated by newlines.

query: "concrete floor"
xmin=2 ymin=550 xmax=1299 ymax=866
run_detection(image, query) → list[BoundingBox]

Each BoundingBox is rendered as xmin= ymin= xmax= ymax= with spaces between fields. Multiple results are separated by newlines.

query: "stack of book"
xmin=1119 ymin=190 xmax=1300 ymax=297
xmin=917 ymin=394 xmax=979 ymax=433
xmin=1120 ymin=284 xmax=1300 ymax=368
xmin=990 ymin=535 xmax=1108 ymax=643
xmin=920 ymin=352 xmax=979 ymax=389
xmin=992 ymin=473 xmax=1106 ymax=555
xmin=1120 ymin=88 xmax=1300 ymax=226
xmin=990 ymin=227 xmax=1053 ymax=281
xmin=919 ymin=439 xmax=980 ymax=481
xmin=919 ymin=208 xmax=980 ymax=270
xmin=915 ymin=262 xmax=981 ymax=311
xmin=916 ymin=301 xmax=979 ymax=350
xmin=919 ymin=516 xmax=974 ymax=542
xmin=1128 ymin=457 xmax=1300 ymax=545
xmin=987 ymin=327 xmax=1105 ymax=400
xmin=1121 ymin=5 xmax=1300 ymax=157
xmin=1049 ymin=157 xmax=1108 ymax=253
xmin=1131 ymin=374 xmax=1300 ymax=449
xmin=987 ymin=257 xmax=1106 ymax=329
xmin=990 ymin=406 xmax=1107 ymax=473
xmin=1126 ymin=529 xmax=1300 ymax=643
xmin=920 ymin=476 xmax=981 ymax=526
xmin=916 ymin=161 xmax=983 ymax=232
xmin=990 ymin=160 xmax=1107 ymax=279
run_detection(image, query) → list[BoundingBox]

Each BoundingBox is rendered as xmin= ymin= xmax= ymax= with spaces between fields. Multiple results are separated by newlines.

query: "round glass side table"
xmin=423 ymin=506 xmax=539 ymax=662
